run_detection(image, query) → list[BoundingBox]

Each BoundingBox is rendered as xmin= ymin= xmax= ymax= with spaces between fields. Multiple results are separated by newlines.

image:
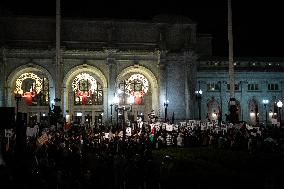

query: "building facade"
xmin=0 ymin=15 xmax=283 ymax=125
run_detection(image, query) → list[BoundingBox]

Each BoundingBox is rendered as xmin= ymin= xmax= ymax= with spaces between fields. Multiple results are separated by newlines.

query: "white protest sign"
xmin=155 ymin=123 xmax=161 ymax=131
xmin=200 ymin=122 xmax=207 ymax=130
xmin=180 ymin=122 xmax=186 ymax=127
xmin=166 ymin=124 xmax=173 ymax=131
xmin=246 ymin=124 xmax=253 ymax=130
xmin=271 ymin=118 xmax=277 ymax=125
xmin=174 ymin=124 xmax=179 ymax=131
xmin=207 ymin=122 xmax=213 ymax=127
xmin=188 ymin=120 xmax=196 ymax=126
xmin=126 ymin=127 xmax=131 ymax=136
xmin=5 ymin=129 xmax=13 ymax=138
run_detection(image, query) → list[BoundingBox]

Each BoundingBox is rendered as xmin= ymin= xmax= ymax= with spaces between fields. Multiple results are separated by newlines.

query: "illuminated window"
xmin=118 ymin=74 xmax=149 ymax=105
xmin=14 ymin=72 xmax=49 ymax=106
xmin=268 ymin=84 xmax=279 ymax=91
xmin=207 ymin=83 xmax=220 ymax=91
xmin=72 ymin=73 xmax=103 ymax=105
xmin=227 ymin=84 xmax=240 ymax=91
xmin=248 ymin=84 xmax=259 ymax=91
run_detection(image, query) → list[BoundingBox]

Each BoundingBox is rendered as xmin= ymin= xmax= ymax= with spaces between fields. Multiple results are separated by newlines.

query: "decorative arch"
xmin=63 ymin=64 xmax=108 ymax=115
xmin=207 ymin=96 xmax=220 ymax=121
xmin=268 ymin=96 xmax=278 ymax=120
xmin=248 ymin=98 xmax=259 ymax=125
xmin=7 ymin=63 xmax=55 ymax=107
xmin=227 ymin=99 xmax=241 ymax=122
xmin=117 ymin=65 xmax=159 ymax=112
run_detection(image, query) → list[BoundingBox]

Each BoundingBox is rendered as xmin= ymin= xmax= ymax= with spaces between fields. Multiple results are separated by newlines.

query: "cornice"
xmin=4 ymin=48 xmax=160 ymax=61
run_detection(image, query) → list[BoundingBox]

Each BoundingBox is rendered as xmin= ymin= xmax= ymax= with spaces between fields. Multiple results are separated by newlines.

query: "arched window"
xmin=14 ymin=72 xmax=49 ymax=106
xmin=118 ymin=73 xmax=149 ymax=105
xmin=72 ymin=73 xmax=103 ymax=105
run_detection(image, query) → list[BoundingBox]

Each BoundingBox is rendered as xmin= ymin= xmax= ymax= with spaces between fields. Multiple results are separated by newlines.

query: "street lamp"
xmin=164 ymin=100 xmax=169 ymax=122
xmin=113 ymin=93 xmax=133 ymax=149
xmin=277 ymin=100 xmax=283 ymax=127
xmin=113 ymin=95 xmax=120 ymax=129
xmin=262 ymin=99 xmax=269 ymax=127
xmin=195 ymin=89 xmax=203 ymax=120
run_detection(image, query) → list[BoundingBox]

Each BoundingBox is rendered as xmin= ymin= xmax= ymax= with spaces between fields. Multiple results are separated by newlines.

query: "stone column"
xmin=0 ymin=48 xmax=5 ymax=107
xmin=184 ymin=51 xmax=198 ymax=120
xmin=107 ymin=57 xmax=117 ymax=122
xmin=0 ymin=48 xmax=7 ymax=107
xmin=158 ymin=50 xmax=167 ymax=120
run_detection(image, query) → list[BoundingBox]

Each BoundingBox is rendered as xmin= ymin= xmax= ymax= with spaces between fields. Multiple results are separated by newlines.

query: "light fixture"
xmin=277 ymin=100 xmax=283 ymax=108
xmin=113 ymin=95 xmax=119 ymax=105
xmin=262 ymin=99 xmax=269 ymax=105
xmin=128 ymin=96 xmax=135 ymax=104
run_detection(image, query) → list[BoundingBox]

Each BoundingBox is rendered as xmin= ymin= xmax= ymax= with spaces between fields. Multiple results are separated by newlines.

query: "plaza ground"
xmin=152 ymin=147 xmax=284 ymax=189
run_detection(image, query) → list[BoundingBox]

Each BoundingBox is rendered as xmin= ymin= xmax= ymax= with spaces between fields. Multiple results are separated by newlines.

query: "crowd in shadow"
xmin=0 ymin=119 xmax=284 ymax=189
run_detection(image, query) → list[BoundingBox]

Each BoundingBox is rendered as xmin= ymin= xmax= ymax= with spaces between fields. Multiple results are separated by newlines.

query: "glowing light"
xmin=113 ymin=95 xmax=119 ymax=105
xmin=125 ymin=73 xmax=149 ymax=95
xmin=128 ymin=96 xmax=135 ymax=104
xmin=72 ymin=73 xmax=97 ymax=92
xmin=76 ymin=112 xmax=82 ymax=116
xmin=14 ymin=73 xmax=43 ymax=94
xmin=250 ymin=112 xmax=255 ymax=117
xmin=66 ymin=114 xmax=71 ymax=123
xmin=212 ymin=112 xmax=218 ymax=119
xmin=277 ymin=100 xmax=283 ymax=108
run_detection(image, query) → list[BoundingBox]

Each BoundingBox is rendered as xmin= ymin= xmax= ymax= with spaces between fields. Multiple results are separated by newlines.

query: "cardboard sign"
xmin=37 ymin=133 xmax=49 ymax=146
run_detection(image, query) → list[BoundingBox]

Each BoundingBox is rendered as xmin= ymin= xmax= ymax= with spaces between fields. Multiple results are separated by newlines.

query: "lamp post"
xmin=113 ymin=94 xmax=133 ymax=148
xmin=113 ymin=95 xmax=119 ymax=129
xmin=110 ymin=103 xmax=113 ymax=123
xmin=218 ymin=81 xmax=222 ymax=124
xmin=262 ymin=99 xmax=269 ymax=127
xmin=164 ymin=100 xmax=169 ymax=122
xmin=195 ymin=89 xmax=203 ymax=120
xmin=14 ymin=92 xmax=22 ymax=119
xmin=277 ymin=100 xmax=283 ymax=127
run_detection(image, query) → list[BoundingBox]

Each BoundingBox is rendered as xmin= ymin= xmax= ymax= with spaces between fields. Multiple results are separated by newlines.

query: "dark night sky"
xmin=1 ymin=0 xmax=283 ymax=57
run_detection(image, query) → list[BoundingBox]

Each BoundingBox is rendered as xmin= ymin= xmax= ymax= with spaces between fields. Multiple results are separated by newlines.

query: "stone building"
xmin=0 ymin=15 xmax=283 ymax=126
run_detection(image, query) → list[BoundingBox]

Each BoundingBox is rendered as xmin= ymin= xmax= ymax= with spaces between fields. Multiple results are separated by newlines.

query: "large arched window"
xmin=72 ymin=73 xmax=103 ymax=105
xmin=14 ymin=72 xmax=49 ymax=106
xmin=118 ymin=73 xmax=149 ymax=105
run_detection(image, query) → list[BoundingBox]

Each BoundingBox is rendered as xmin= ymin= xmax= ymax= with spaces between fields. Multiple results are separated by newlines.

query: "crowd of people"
xmin=0 ymin=114 xmax=284 ymax=189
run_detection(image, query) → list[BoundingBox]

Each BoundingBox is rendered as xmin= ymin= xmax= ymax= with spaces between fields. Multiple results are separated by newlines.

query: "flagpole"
xmin=228 ymin=0 xmax=238 ymax=123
